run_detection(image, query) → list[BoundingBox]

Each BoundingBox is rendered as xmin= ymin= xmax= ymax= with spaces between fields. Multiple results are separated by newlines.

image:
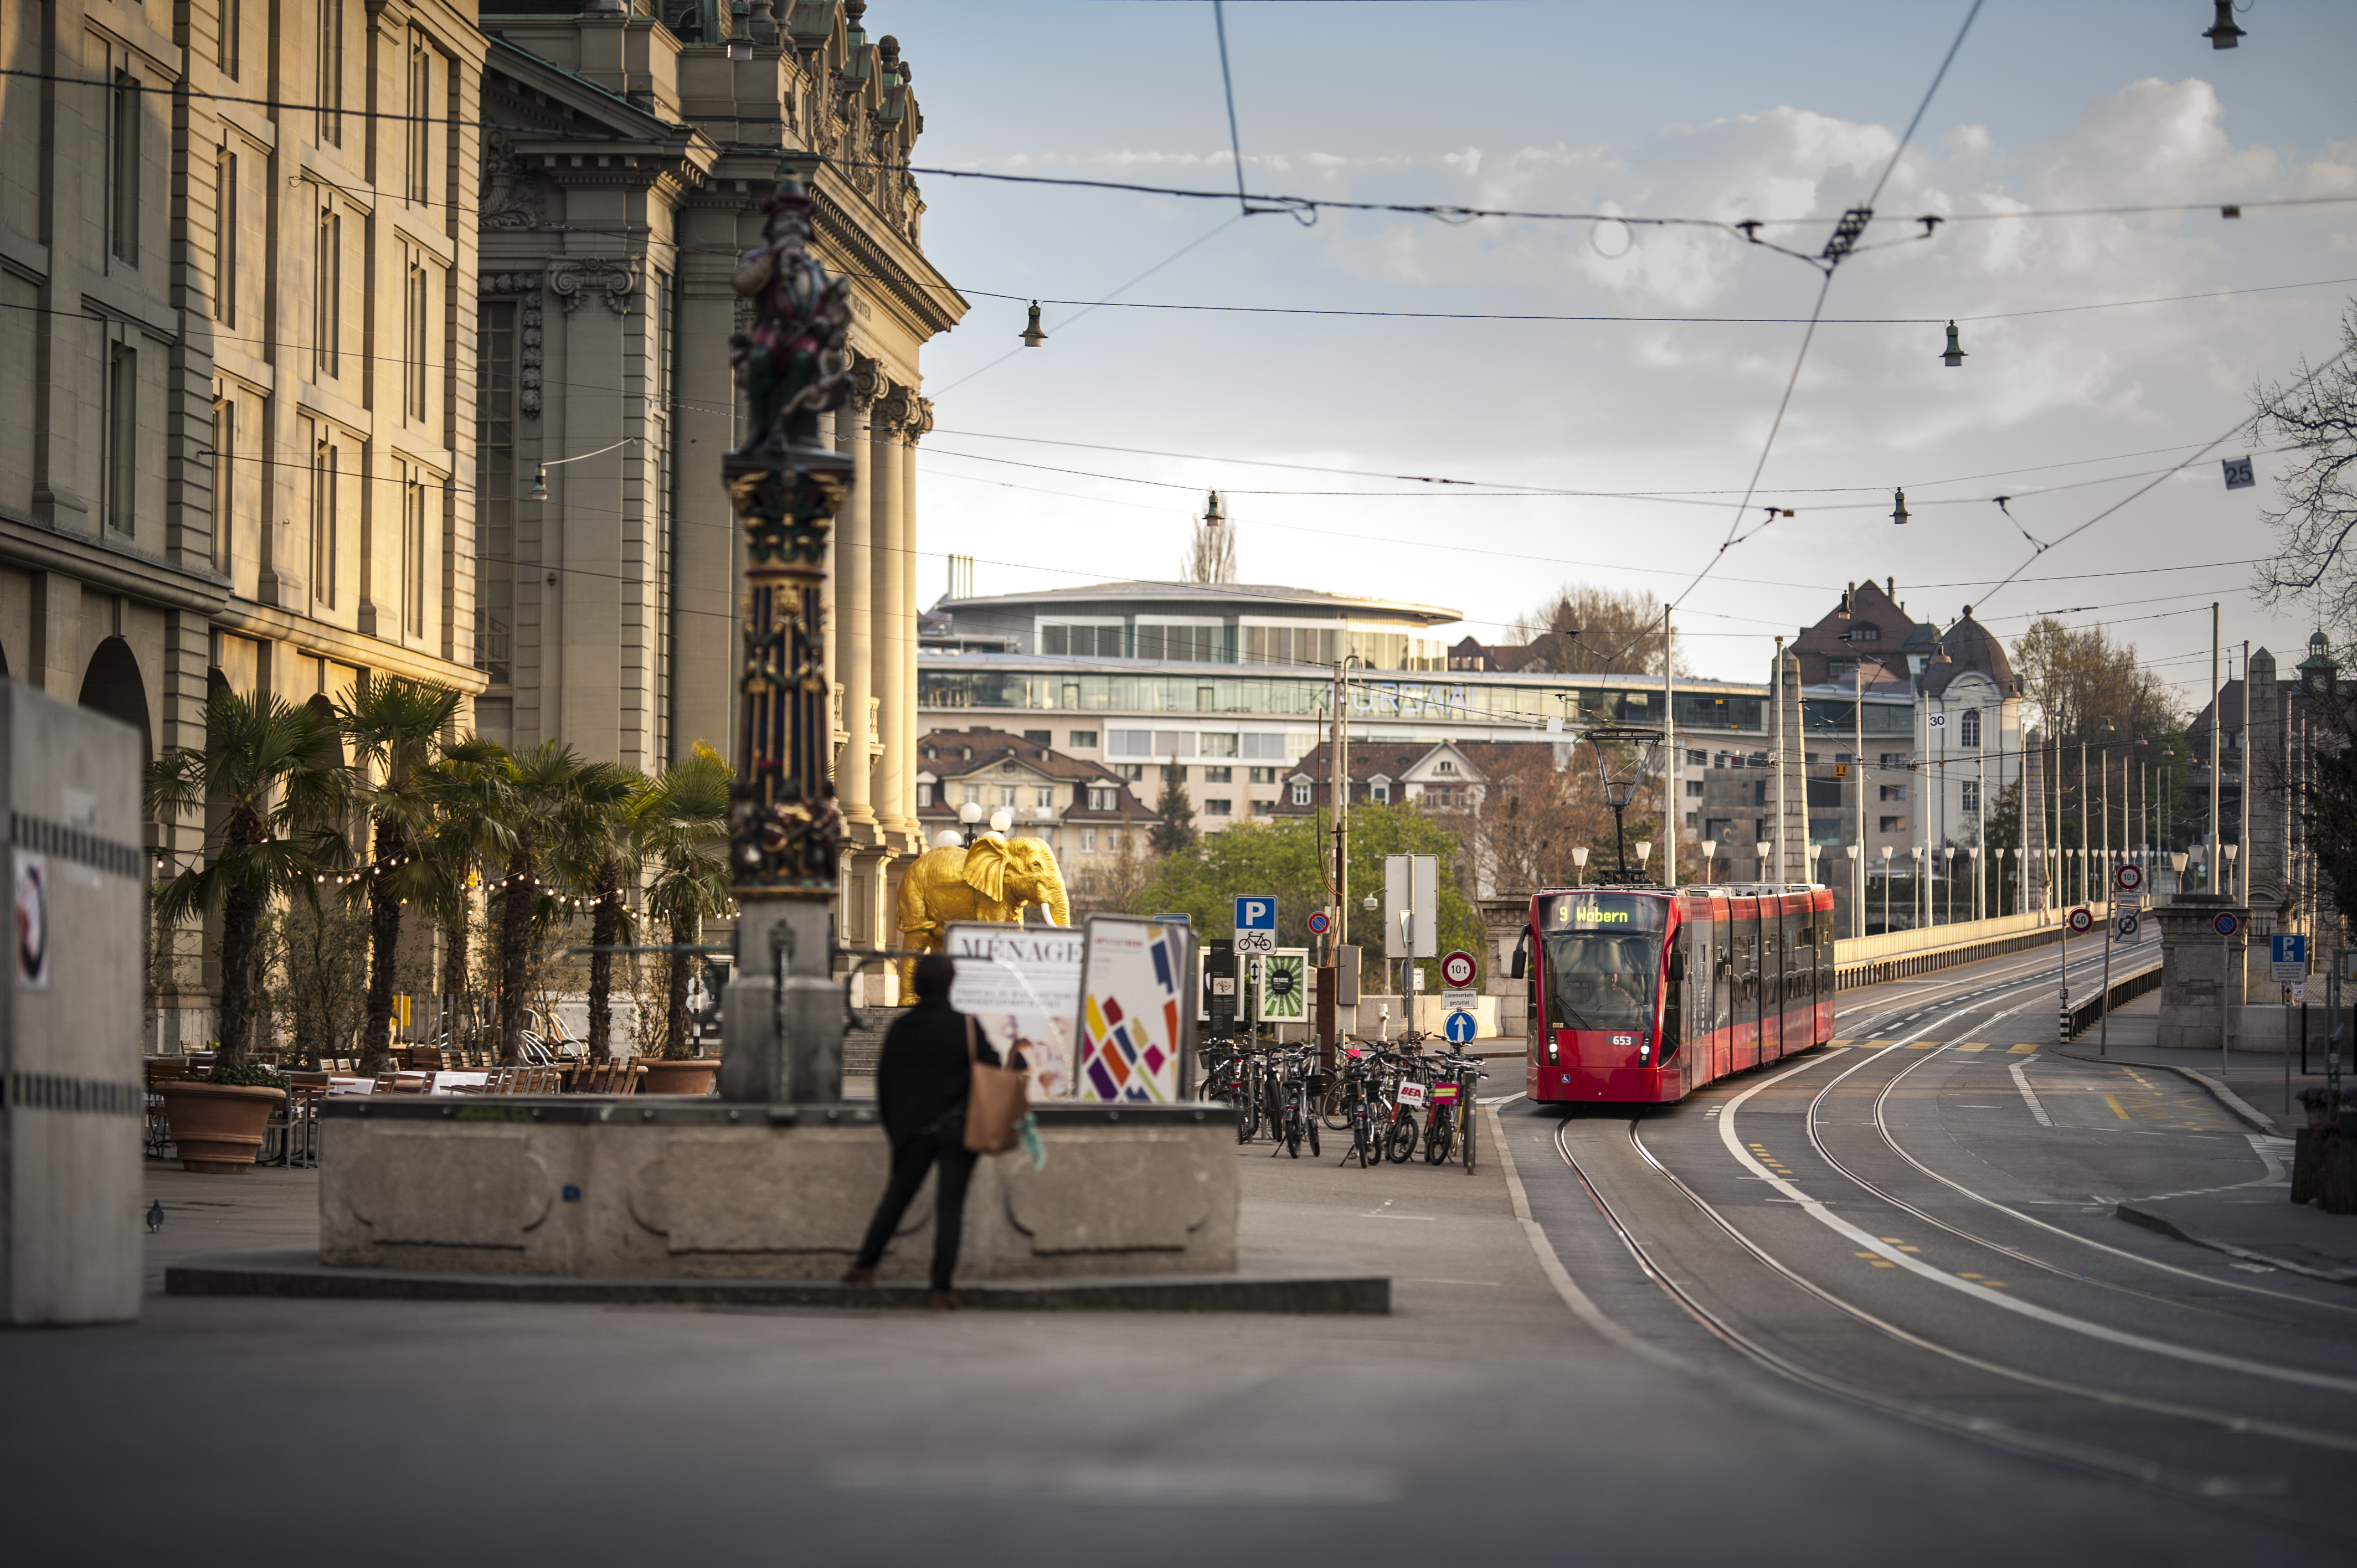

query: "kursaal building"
xmin=0 ymin=3 xmax=961 ymax=1038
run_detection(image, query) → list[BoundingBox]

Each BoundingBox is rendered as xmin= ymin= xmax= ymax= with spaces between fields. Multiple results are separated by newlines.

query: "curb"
xmin=2114 ymin=1203 xmax=2357 ymax=1287
xmin=164 ymin=1251 xmax=1390 ymax=1314
xmin=2052 ymin=1047 xmax=2283 ymax=1137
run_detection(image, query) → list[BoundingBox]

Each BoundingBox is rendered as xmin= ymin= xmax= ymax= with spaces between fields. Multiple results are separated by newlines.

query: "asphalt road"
xmin=4 ymin=935 xmax=2345 ymax=1566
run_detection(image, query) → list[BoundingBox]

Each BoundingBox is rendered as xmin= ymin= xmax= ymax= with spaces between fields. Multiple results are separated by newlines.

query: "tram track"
xmin=1523 ymin=938 xmax=2357 ymax=1533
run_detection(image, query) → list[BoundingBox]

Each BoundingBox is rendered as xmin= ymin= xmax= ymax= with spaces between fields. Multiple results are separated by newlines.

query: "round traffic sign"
xmin=2114 ymin=863 xmax=2144 ymax=893
xmin=1440 ymin=949 xmax=1478 ymax=989
xmin=1444 ymin=1009 xmax=1478 ymax=1044
xmin=2114 ymin=913 xmax=2140 ymax=940
xmin=1307 ymin=910 xmax=1331 ymax=936
xmin=2213 ymin=911 xmax=2240 ymax=937
xmin=2067 ymin=907 xmax=2093 ymax=933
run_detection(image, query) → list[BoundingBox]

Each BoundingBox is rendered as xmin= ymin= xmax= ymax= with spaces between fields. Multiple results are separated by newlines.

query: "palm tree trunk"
xmin=441 ymin=909 xmax=470 ymax=1053
xmin=586 ymin=861 xmax=620 ymax=1062
xmin=496 ymin=846 xmax=535 ymax=1066
xmin=359 ymin=818 xmax=405 ymax=1075
xmin=665 ymin=911 xmax=694 ymax=1060
xmin=216 ymin=875 xmax=264 ymax=1069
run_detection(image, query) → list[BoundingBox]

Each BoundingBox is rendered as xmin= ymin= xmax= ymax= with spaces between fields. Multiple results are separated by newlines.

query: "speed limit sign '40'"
xmin=2067 ymin=907 xmax=2094 ymax=933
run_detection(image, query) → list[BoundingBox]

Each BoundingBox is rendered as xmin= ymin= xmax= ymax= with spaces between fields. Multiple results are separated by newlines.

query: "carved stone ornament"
xmin=549 ymin=256 xmax=637 ymax=316
xmin=480 ymin=128 xmax=546 ymax=231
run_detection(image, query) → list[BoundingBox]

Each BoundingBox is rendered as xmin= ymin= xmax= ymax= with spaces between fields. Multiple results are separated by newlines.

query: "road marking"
xmin=2007 ymin=1043 xmax=2039 ymax=1054
xmin=1906 ymin=1041 xmax=1941 ymax=1049
xmin=2103 ymin=1093 xmax=2132 ymax=1121
xmin=1953 ymin=1042 xmax=1990 ymax=1052
xmin=1408 ymin=1277 xmax=1501 ymax=1287
xmin=2009 ymin=1058 xmax=2054 ymax=1126
xmin=1862 ymin=1039 xmax=1896 ymax=1049
xmin=1721 ymin=1058 xmax=2357 ymax=1395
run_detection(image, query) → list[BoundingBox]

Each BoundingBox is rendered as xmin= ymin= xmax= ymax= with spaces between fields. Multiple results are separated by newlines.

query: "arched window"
xmin=1959 ymin=709 xmax=1981 ymax=748
xmin=78 ymin=635 xmax=152 ymax=760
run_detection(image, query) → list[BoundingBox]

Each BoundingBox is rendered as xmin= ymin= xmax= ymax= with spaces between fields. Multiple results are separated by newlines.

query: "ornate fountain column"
xmin=716 ymin=176 xmax=855 ymax=1104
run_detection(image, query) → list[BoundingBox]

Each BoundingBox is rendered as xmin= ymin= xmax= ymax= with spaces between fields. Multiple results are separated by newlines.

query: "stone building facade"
xmin=1 ymin=0 xmax=494 ymax=1039
xmin=470 ymin=2 xmax=960 ymax=974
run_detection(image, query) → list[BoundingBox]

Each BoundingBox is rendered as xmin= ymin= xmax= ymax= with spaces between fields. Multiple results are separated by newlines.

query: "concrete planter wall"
xmin=318 ymin=1100 xmax=1238 ymax=1281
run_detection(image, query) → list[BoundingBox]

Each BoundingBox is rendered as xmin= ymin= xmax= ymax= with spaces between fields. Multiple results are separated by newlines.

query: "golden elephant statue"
xmin=895 ymin=834 xmax=1073 ymax=998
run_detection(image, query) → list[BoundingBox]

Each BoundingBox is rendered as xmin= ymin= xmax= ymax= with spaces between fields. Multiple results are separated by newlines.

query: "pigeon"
xmin=146 ymin=1201 xmax=164 ymax=1233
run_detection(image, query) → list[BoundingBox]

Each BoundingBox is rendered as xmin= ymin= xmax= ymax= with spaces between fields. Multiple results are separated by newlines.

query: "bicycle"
xmin=1270 ymin=1048 xmax=1321 ymax=1159
xmin=1387 ymin=1052 xmax=1433 ymax=1164
xmin=1421 ymin=1050 xmax=1489 ymax=1168
xmin=1334 ymin=1042 xmax=1390 ymax=1169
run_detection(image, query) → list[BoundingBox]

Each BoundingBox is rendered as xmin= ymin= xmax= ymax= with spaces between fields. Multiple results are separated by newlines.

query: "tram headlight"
xmin=1546 ymin=1034 xmax=1559 ymax=1065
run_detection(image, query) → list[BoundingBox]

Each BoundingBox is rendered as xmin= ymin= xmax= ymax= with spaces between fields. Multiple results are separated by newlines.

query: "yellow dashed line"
xmin=1953 ymin=1042 xmax=1990 ymax=1053
xmin=1862 ymin=1040 xmax=1896 ymax=1049
xmin=1907 ymin=1041 xmax=1941 ymax=1049
xmin=2007 ymin=1044 xmax=2039 ymax=1054
xmin=1830 ymin=1038 xmax=1854 ymax=1048
xmin=2103 ymin=1094 xmax=2131 ymax=1121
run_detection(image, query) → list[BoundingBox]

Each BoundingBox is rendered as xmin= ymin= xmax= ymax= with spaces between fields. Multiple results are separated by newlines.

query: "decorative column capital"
xmin=907 ymin=396 xmax=934 ymax=441
xmin=847 ymin=352 xmax=888 ymax=409
xmin=875 ymin=383 xmax=918 ymax=434
xmin=549 ymin=256 xmax=638 ymax=316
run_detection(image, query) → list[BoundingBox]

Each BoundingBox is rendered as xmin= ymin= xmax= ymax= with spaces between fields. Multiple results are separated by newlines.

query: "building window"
xmin=309 ymin=436 xmax=338 ymax=607
xmin=1116 ymin=764 xmax=1143 ymax=783
xmin=313 ymin=208 xmax=342 ymax=379
xmin=1105 ymin=830 xmax=1122 ymax=852
xmin=318 ymin=1 xmax=344 ymax=146
xmin=210 ymin=396 xmax=233 ymax=571
xmin=1249 ymin=767 xmax=1275 ymax=785
xmin=402 ymin=472 xmax=428 ymax=638
xmin=1087 ymin=786 xmax=1116 ymax=811
xmin=1033 ymin=787 xmax=1052 ymax=811
xmin=1435 ymin=759 xmax=1455 ymax=775
xmin=406 ymin=35 xmax=431 ymax=203
xmin=1200 ymin=733 xmax=1238 ymax=759
xmin=1829 ymin=659 xmax=1855 ymax=683
xmin=961 ymin=784 xmax=981 ymax=807
xmin=475 ymin=301 xmax=515 ymax=684
xmin=1850 ymin=625 xmax=1880 ymax=642
xmin=110 ymin=73 xmax=141 ymax=264
xmin=1960 ymin=709 xmax=1980 ymax=748
xmin=404 ymin=252 xmax=429 ymax=424
xmin=1961 ymin=782 xmax=1980 ymax=814
xmin=105 ymin=343 xmax=137 ymax=533
xmin=1880 ymin=784 xmax=1906 ymax=802
xmin=213 ymin=151 xmax=236 ymax=325
xmin=1068 ymin=730 xmax=1098 ymax=749
xmin=1042 ymin=623 xmax=1122 ymax=658
xmin=1203 ymin=766 xmax=1232 ymax=784
xmin=1686 ymin=749 xmax=1707 ymax=766
xmin=1879 ymin=816 xmax=1906 ymax=833
xmin=1205 ymin=798 xmax=1232 ymax=817
xmin=916 ymin=782 xmax=933 ymax=808
xmin=1880 ymin=753 xmax=1907 ymax=769
xmin=1685 ymin=812 xmax=1700 ymax=829
xmin=1370 ymin=781 xmax=1391 ymax=804
xmin=1107 ymin=729 xmax=1152 ymax=757
xmin=1685 ymin=780 xmax=1704 ymax=797
xmin=1022 ymin=730 xmax=1051 ymax=746
xmin=218 ymin=0 xmax=241 ymax=78
xmin=1080 ymin=828 xmax=1097 ymax=854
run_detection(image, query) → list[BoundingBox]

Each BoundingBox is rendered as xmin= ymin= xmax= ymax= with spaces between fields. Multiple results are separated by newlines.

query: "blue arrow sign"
xmin=1444 ymin=1010 xmax=1478 ymax=1045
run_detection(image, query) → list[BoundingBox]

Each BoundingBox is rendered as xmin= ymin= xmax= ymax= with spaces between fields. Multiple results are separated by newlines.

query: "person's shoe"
xmin=928 ymin=1289 xmax=959 ymax=1312
xmin=839 ymin=1265 xmax=877 ymax=1287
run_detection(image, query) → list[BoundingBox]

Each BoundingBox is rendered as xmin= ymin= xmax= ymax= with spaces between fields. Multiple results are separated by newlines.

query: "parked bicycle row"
xmin=1199 ymin=1035 xmax=1490 ymax=1171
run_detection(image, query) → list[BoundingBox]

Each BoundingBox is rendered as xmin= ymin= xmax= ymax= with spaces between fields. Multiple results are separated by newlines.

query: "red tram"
xmin=1514 ymin=884 xmax=1836 ymax=1104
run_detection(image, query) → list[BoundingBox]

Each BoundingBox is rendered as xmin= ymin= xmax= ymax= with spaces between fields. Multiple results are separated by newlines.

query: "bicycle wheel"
xmin=1385 ymin=1113 xmax=1418 ymax=1164
xmin=1426 ymin=1115 xmax=1454 ymax=1165
xmin=1306 ymin=1112 xmax=1320 ymax=1158
xmin=1285 ymin=1105 xmax=1303 ymax=1158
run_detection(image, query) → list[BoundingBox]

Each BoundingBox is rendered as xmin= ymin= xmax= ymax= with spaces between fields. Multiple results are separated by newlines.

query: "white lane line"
xmin=1722 ymin=1043 xmax=2357 ymax=1396
xmin=1488 ymin=1102 xmax=1683 ymax=1370
xmin=2009 ymin=1056 xmax=2054 ymax=1127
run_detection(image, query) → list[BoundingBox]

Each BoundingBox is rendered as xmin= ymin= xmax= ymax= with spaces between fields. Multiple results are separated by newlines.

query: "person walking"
xmin=842 ymin=953 xmax=999 ymax=1309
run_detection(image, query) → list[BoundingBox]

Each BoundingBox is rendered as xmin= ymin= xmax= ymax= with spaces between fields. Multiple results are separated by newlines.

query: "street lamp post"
xmin=1910 ymin=844 xmax=1924 ymax=931
xmin=1942 ymin=845 xmax=1955 ymax=925
xmin=1571 ymin=846 xmax=1589 ymax=887
xmin=1701 ymin=838 xmax=1720 ymax=883
xmin=1756 ymin=839 xmax=1774 ymax=886
xmin=1845 ymin=843 xmax=1862 ymax=937
xmin=1880 ymin=844 xmax=1893 ymax=933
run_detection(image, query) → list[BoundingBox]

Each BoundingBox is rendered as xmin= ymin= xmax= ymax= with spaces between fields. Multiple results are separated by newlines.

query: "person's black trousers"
xmin=853 ymin=1123 xmax=979 ymax=1291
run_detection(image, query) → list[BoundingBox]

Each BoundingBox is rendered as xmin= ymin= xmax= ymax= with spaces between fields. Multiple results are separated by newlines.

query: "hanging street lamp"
xmin=1891 ymin=488 xmax=1911 ymax=525
xmin=1020 ymin=301 xmax=1048 ymax=347
xmin=2204 ymin=1 xmax=2245 ymax=49
xmin=1940 ymin=321 xmax=1967 ymax=367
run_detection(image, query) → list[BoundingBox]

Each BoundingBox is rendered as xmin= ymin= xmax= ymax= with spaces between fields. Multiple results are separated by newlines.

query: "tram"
xmin=1513 ymin=883 xmax=1836 ymax=1104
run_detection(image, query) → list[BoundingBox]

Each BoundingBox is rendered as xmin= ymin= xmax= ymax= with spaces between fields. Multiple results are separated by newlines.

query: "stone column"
xmin=901 ymin=397 xmax=932 ymax=847
xmin=2244 ymin=647 xmax=2284 ymax=994
xmin=1775 ymin=647 xmax=1807 ymax=881
xmin=835 ymin=358 xmax=879 ymax=836
xmin=872 ymin=382 xmax=914 ymax=848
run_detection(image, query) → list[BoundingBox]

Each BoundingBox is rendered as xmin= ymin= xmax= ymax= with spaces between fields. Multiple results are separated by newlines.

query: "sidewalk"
xmin=2054 ymin=990 xmax=2357 ymax=1285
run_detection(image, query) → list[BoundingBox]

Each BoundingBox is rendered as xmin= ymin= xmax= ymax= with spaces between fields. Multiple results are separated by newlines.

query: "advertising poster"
xmin=1257 ymin=948 xmax=1308 ymax=1024
xmin=945 ymin=922 xmax=1083 ymax=1100
xmin=1074 ymin=915 xmax=1195 ymax=1103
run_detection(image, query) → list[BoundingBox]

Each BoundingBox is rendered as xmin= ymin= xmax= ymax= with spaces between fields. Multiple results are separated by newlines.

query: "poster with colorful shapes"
xmin=1075 ymin=915 xmax=1197 ymax=1103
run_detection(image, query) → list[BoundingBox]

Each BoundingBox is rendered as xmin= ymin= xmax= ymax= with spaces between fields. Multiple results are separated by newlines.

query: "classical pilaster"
xmin=1775 ymin=647 xmax=1807 ymax=882
xmin=835 ymin=355 xmax=880 ymax=835
xmin=898 ymin=395 xmax=932 ymax=849
xmin=2244 ymin=647 xmax=2284 ymax=991
xmin=872 ymin=381 xmax=915 ymax=847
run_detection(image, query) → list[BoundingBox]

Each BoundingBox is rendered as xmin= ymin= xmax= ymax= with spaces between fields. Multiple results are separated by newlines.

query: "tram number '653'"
xmin=1612 ymin=1034 xmax=1636 ymax=1047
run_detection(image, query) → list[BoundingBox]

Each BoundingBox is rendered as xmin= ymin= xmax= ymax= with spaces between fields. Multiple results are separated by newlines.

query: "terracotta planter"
xmin=637 ymin=1058 xmax=721 ymax=1096
xmin=156 ymin=1081 xmax=287 ymax=1173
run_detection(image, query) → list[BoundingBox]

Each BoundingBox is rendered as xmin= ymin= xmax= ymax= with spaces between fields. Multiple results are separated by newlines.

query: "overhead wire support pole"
xmin=1664 ymin=606 xmax=1676 ymax=886
xmin=2211 ymin=602 xmax=2222 ymax=891
xmin=1212 ymin=2 xmax=1256 ymax=219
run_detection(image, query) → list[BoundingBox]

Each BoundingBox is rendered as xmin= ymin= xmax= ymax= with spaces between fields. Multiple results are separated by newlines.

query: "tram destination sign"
xmin=1539 ymin=892 xmax=1665 ymax=930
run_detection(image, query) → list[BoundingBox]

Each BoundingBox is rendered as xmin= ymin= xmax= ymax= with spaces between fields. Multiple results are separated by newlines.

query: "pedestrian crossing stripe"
xmin=2007 ymin=1044 xmax=2039 ymax=1054
xmin=1953 ymin=1043 xmax=1990 ymax=1052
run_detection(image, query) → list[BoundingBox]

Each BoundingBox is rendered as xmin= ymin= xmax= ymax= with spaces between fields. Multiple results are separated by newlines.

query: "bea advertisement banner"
xmin=946 ymin=922 xmax=1083 ymax=1101
xmin=1075 ymin=915 xmax=1194 ymax=1103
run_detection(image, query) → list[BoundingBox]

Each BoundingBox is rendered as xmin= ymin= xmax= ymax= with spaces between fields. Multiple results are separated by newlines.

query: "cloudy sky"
xmin=880 ymin=0 xmax=2357 ymax=714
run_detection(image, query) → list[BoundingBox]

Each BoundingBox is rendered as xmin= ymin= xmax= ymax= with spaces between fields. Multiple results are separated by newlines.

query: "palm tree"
xmin=550 ymin=764 xmax=653 ymax=1062
xmin=412 ymin=738 xmax=515 ymax=1054
xmin=338 ymin=675 xmax=462 ymax=1075
xmin=485 ymin=743 xmax=633 ymax=1065
xmin=633 ymin=746 xmax=733 ymax=1059
xmin=146 ymin=689 xmax=354 ymax=1066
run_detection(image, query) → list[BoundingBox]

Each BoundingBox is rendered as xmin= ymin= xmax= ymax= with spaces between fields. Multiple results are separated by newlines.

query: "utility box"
xmin=2 ymin=679 xmax=146 ymax=1324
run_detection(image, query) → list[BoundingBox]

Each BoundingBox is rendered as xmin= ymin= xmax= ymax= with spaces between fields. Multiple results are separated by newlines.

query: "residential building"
xmin=913 ymin=725 xmax=1150 ymax=879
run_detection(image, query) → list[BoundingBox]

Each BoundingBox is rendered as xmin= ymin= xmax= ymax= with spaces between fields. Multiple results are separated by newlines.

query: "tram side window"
xmin=1783 ymin=910 xmax=1802 ymax=1007
xmin=1711 ymin=928 xmax=1733 ymax=1031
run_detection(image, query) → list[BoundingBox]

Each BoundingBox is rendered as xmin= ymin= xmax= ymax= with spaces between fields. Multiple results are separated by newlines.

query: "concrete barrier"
xmin=320 ymin=1098 xmax=1239 ymax=1282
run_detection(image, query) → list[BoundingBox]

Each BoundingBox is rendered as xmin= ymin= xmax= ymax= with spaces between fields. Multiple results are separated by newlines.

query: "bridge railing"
xmin=1832 ymin=904 xmax=2116 ymax=992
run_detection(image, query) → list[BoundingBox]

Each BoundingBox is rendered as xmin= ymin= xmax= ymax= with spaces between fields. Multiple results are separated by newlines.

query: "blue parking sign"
xmin=1234 ymin=895 xmax=1278 ymax=955
xmin=1444 ymin=1010 xmax=1478 ymax=1045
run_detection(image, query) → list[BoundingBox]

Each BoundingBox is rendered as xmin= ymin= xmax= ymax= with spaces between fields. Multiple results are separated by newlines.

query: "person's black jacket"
xmin=875 ymin=994 xmax=999 ymax=1149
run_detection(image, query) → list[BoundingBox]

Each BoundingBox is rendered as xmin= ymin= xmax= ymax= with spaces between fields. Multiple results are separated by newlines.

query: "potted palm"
xmin=147 ymin=689 xmax=352 ymax=1170
xmin=338 ymin=675 xmax=463 ymax=1077
xmin=632 ymin=746 xmax=733 ymax=1095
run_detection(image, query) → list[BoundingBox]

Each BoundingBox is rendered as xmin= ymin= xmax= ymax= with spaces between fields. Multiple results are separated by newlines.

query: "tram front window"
xmin=1542 ymin=933 xmax=1659 ymax=1031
